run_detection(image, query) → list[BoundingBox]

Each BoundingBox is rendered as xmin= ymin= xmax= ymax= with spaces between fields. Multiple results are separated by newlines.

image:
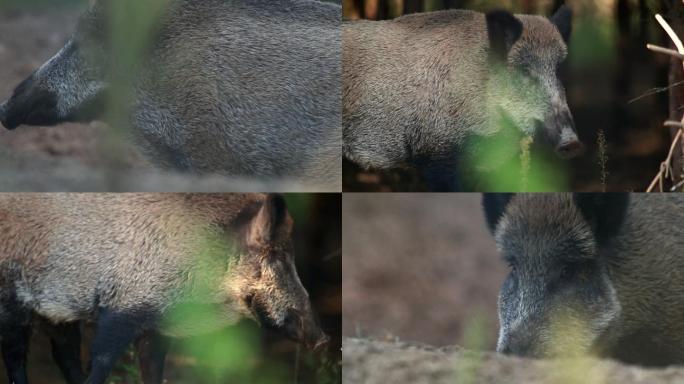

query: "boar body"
xmin=0 ymin=194 xmax=327 ymax=384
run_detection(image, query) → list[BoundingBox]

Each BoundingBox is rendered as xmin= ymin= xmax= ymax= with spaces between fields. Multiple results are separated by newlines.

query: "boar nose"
xmin=498 ymin=335 xmax=538 ymax=357
xmin=497 ymin=330 xmax=543 ymax=357
xmin=0 ymin=101 xmax=7 ymax=128
xmin=557 ymin=139 xmax=583 ymax=158
xmin=556 ymin=129 xmax=584 ymax=159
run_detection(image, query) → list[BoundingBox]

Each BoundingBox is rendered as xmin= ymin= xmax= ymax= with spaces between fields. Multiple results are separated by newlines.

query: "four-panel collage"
xmin=0 ymin=0 xmax=682 ymax=383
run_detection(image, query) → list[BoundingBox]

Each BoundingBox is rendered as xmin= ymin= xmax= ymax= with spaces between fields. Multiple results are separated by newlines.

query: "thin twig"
xmin=647 ymin=44 xmax=684 ymax=60
xmin=665 ymin=120 xmax=684 ymax=127
xmin=647 ymin=126 xmax=683 ymax=192
xmin=628 ymin=80 xmax=684 ymax=104
xmin=656 ymin=14 xmax=684 ymax=76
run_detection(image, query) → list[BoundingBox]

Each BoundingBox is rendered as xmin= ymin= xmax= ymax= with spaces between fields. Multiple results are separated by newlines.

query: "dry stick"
xmin=647 ymin=44 xmax=684 ymax=60
xmin=646 ymin=14 xmax=684 ymax=192
xmin=647 ymin=126 xmax=684 ymax=192
xmin=656 ymin=14 xmax=684 ymax=71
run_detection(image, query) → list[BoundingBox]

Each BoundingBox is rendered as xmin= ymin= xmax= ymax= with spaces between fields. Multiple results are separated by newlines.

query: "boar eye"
xmin=244 ymin=293 xmax=254 ymax=307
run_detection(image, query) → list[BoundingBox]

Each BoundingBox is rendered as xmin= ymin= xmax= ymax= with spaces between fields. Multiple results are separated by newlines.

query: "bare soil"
xmin=342 ymin=194 xmax=506 ymax=348
xmin=343 ymin=338 xmax=684 ymax=384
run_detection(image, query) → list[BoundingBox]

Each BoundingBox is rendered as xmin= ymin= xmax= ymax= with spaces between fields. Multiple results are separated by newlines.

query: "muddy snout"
xmin=282 ymin=309 xmax=329 ymax=351
xmin=0 ymin=101 xmax=9 ymax=130
xmin=498 ymin=331 xmax=544 ymax=358
xmin=556 ymin=131 xmax=584 ymax=159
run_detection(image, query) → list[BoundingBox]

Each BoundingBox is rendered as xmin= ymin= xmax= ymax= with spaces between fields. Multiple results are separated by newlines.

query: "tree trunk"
xmin=403 ymin=0 xmax=422 ymax=14
xmin=667 ymin=1 xmax=684 ymax=187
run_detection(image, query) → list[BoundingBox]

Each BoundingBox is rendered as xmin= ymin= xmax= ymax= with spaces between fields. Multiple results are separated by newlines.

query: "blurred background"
xmin=343 ymin=194 xmax=505 ymax=349
xmin=343 ymin=0 xmax=684 ymax=192
xmin=0 ymin=194 xmax=341 ymax=384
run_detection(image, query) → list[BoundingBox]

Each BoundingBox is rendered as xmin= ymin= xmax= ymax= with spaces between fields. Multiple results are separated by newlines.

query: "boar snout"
xmin=0 ymin=77 xmax=59 ymax=130
xmin=281 ymin=309 xmax=329 ymax=351
xmin=550 ymin=114 xmax=583 ymax=159
xmin=497 ymin=330 xmax=543 ymax=358
xmin=0 ymin=102 xmax=7 ymax=129
xmin=556 ymin=134 xmax=584 ymax=159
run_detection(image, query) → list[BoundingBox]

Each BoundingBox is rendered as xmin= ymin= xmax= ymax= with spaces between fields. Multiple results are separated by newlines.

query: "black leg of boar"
xmin=86 ymin=309 xmax=152 ymax=384
xmin=44 ymin=322 xmax=85 ymax=384
xmin=414 ymin=158 xmax=461 ymax=192
xmin=136 ymin=331 xmax=170 ymax=384
xmin=0 ymin=300 xmax=31 ymax=384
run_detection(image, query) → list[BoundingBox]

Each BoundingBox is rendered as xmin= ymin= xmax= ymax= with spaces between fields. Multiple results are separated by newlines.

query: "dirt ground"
xmin=343 ymin=338 xmax=684 ymax=384
xmin=342 ymin=194 xmax=506 ymax=348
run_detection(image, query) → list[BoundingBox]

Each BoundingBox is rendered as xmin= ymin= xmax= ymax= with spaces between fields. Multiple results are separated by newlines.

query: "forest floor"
xmin=343 ymin=338 xmax=684 ymax=384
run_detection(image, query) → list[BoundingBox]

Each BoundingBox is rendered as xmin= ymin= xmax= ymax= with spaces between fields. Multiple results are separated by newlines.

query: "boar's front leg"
xmin=136 ymin=330 xmax=170 ymax=384
xmin=415 ymin=158 xmax=462 ymax=192
xmin=85 ymin=308 xmax=149 ymax=384
xmin=43 ymin=321 xmax=85 ymax=384
xmin=0 ymin=303 xmax=31 ymax=384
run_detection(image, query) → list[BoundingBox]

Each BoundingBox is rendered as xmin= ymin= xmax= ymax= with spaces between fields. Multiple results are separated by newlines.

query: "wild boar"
xmin=0 ymin=193 xmax=328 ymax=384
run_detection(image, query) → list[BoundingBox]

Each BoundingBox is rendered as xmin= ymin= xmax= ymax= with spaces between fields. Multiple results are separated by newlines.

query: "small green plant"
xmin=109 ymin=346 xmax=141 ymax=384
xmin=453 ymin=312 xmax=490 ymax=384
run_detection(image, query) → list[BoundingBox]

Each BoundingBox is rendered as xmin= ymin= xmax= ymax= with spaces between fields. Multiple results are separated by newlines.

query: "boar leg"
xmin=415 ymin=159 xmax=462 ymax=192
xmin=85 ymin=309 xmax=146 ymax=384
xmin=45 ymin=322 xmax=85 ymax=384
xmin=0 ymin=305 xmax=31 ymax=384
xmin=136 ymin=331 xmax=170 ymax=384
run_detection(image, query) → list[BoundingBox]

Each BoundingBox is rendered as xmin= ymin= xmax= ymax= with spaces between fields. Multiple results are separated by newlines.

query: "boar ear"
xmin=247 ymin=194 xmax=290 ymax=247
xmin=483 ymin=193 xmax=514 ymax=234
xmin=573 ymin=193 xmax=629 ymax=245
xmin=550 ymin=4 xmax=572 ymax=43
xmin=486 ymin=10 xmax=523 ymax=62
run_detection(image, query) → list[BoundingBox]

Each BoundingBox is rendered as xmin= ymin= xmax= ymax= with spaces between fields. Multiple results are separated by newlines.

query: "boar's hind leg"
xmin=85 ymin=309 xmax=148 ymax=384
xmin=136 ymin=331 xmax=170 ymax=384
xmin=44 ymin=322 xmax=85 ymax=384
xmin=0 ymin=304 xmax=31 ymax=384
xmin=415 ymin=158 xmax=462 ymax=192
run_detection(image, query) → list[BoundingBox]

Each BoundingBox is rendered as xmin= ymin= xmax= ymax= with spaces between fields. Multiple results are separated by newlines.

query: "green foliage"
xmin=284 ymin=194 xmax=314 ymax=224
xmin=100 ymin=0 xmax=168 ymax=168
xmin=109 ymin=346 xmax=142 ymax=384
xmin=453 ymin=312 xmax=490 ymax=384
xmin=569 ymin=17 xmax=617 ymax=69
xmin=463 ymin=110 xmax=569 ymax=192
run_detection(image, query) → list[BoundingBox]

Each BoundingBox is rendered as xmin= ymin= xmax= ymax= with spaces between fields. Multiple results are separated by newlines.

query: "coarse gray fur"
xmin=0 ymin=193 xmax=326 ymax=349
xmin=0 ymin=0 xmax=342 ymax=191
xmin=488 ymin=194 xmax=684 ymax=366
xmin=343 ymin=8 xmax=578 ymax=190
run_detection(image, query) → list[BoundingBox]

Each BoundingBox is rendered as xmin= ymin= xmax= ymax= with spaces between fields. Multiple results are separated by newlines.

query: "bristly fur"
xmin=0 ymin=193 xmax=326 ymax=383
xmin=486 ymin=193 xmax=684 ymax=366
xmin=343 ymin=8 xmax=577 ymax=191
xmin=0 ymin=0 xmax=342 ymax=191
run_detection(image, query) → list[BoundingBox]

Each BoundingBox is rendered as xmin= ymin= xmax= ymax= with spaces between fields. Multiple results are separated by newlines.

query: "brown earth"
xmin=343 ymin=338 xmax=684 ymax=384
xmin=342 ymin=193 xmax=506 ymax=349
